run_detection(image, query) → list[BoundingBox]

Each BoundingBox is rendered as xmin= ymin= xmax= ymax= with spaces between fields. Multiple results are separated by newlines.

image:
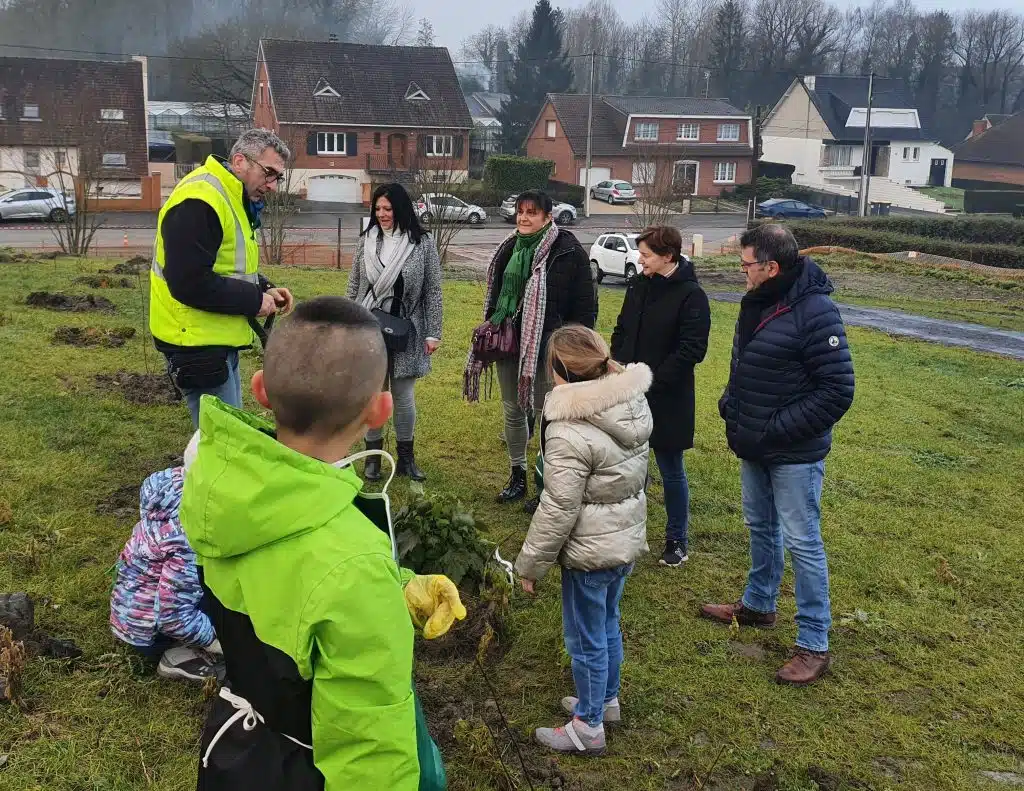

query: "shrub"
xmin=483 ymin=155 xmax=554 ymax=193
xmin=395 ymin=495 xmax=492 ymax=592
xmin=826 ymin=215 xmax=1024 ymax=246
xmin=447 ymin=182 xmax=507 ymax=208
xmin=784 ymin=220 xmax=1024 ymax=269
xmin=726 ymin=178 xmax=814 ymax=204
xmin=546 ymin=180 xmax=585 ymax=207
xmin=964 ymin=190 xmax=1024 ymax=217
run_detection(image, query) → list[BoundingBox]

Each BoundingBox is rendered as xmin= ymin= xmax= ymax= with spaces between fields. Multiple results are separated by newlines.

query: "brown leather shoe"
xmin=776 ymin=649 xmax=832 ymax=686
xmin=700 ymin=601 xmax=777 ymax=628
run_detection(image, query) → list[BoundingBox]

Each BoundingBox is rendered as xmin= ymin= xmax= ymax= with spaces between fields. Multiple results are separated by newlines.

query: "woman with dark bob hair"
xmin=611 ymin=225 xmax=711 ymax=568
xmin=347 ymin=182 xmax=443 ymax=482
xmin=464 ymin=189 xmax=597 ymax=508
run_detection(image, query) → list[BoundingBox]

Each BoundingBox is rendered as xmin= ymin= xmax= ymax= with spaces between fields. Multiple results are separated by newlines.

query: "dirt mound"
xmin=74 ymin=275 xmax=134 ymax=289
xmin=54 ymin=326 xmax=136 ymax=348
xmin=416 ymin=584 xmax=512 ymax=665
xmin=95 ymin=484 xmax=141 ymax=520
xmin=94 ymin=371 xmax=180 ymax=406
xmin=112 ymin=257 xmax=148 ymax=275
xmin=27 ymin=292 xmax=115 ymax=312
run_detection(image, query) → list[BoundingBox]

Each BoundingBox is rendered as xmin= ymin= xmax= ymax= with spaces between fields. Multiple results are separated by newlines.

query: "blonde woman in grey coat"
xmin=514 ymin=324 xmax=653 ymax=757
xmin=347 ymin=182 xmax=443 ymax=481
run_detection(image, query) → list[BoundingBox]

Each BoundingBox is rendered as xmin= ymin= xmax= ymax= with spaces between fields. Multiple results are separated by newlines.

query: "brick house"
xmin=526 ymin=94 xmax=753 ymax=198
xmin=0 ymin=55 xmax=149 ymax=196
xmin=252 ymin=39 xmax=473 ymax=203
xmin=953 ymin=111 xmax=1024 ymax=189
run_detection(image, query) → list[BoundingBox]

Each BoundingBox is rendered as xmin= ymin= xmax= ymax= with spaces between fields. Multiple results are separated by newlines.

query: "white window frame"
xmin=54 ymin=150 xmax=68 ymax=170
xmin=102 ymin=153 xmax=128 ymax=168
xmin=632 ymin=161 xmax=655 ymax=185
xmin=713 ymin=161 xmax=736 ymax=183
xmin=634 ymin=122 xmax=659 ymax=141
xmin=22 ymin=104 xmax=40 ymax=120
xmin=100 ymin=108 xmax=124 ymax=121
xmin=316 ymin=132 xmax=346 ymax=155
xmin=677 ymin=123 xmax=699 ymax=141
xmin=24 ymin=149 xmax=40 ymax=172
xmin=425 ymin=134 xmax=454 ymax=157
xmin=717 ymin=123 xmax=740 ymax=142
xmin=912 ymin=146 xmax=920 ymax=162
xmin=546 ymin=120 xmax=557 ymax=138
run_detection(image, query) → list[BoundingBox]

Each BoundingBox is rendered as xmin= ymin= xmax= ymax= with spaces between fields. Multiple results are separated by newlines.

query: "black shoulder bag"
xmin=371 ymin=274 xmax=413 ymax=354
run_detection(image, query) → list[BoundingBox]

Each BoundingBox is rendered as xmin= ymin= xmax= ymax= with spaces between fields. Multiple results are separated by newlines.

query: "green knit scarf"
xmin=489 ymin=223 xmax=551 ymax=324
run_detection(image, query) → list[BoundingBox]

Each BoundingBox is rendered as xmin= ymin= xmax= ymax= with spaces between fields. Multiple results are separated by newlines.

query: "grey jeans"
xmin=366 ymin=376 xmax=417 ymax=443
xmin=496 ymin=358 xmax=552 ymax=468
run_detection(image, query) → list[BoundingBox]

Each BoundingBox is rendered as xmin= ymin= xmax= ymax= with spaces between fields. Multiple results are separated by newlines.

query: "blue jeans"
xmin=740 ymin=460 xmax=831 ymax=653
xmin=561 ymin=563 xmax=633 ymax=727
xmin=654 ymin=449 xmax=690 ymax=548
xmin=174 ymin=351 xmax=243 ymax=428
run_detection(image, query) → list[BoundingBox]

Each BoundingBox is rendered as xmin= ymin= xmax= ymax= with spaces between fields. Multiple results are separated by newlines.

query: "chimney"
xmin=328 ymin=33 xmax=339 ymax=43
xmin=804 ymin=75 xmax=816 ymax=92
xmin=971 ymin=119 xmax=989 ymax=138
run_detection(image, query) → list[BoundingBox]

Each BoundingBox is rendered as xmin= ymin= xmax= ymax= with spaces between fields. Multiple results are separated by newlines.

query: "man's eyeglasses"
xmin=244 ymin=154 xmax=283 ymax=185
xmin=740 ymin=257 xmax=773 ymax=270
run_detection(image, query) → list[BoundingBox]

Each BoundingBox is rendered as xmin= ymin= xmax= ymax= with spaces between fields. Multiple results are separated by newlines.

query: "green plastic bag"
xmin=415 ymin=691 xmax=447 ymax=791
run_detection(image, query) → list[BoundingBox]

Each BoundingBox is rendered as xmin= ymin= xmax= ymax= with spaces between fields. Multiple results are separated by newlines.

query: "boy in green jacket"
xmin=181 ymin=296 xmax=464 ymax=791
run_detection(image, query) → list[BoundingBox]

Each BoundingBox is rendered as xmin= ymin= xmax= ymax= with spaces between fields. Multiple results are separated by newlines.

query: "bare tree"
xmin=43 ymin=147 xmax=107 ymax=257
xmin=629 ymin=145 xmax=677 ymax=229
xmin=259 ymin=132 xmax=304 ymax=267
xmin=833 ymin=7 xmax=864 ymax=74
xmin=409 ymin=141 xmax=470 ymax=266
xmin=790 ymin=0 xmax=841 ymax=74
xmin=658 ymin=0 xmax=690 ymax=95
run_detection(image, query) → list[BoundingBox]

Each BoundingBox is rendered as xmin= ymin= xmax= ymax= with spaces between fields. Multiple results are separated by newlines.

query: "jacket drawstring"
xmin=202 ymin=687 xmax=312 ymax=768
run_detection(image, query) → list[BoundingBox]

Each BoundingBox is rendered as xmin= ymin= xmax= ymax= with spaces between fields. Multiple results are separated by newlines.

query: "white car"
xmin=415 ymin=193 xmax=487 ymax=225
xmin=499 ymin=194 xmax=577 ymax=225
xmin=0 ymin=187 xmax=76 ymax=222
xmin=590 ymin=232 xmax=691 ymax=283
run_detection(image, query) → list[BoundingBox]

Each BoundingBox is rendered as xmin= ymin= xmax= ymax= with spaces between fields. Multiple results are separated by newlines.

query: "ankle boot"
xmin=363 ymin=438 xmax=383 ymax=481
xmin=497 ymin=465 xmax=528 ymax=503
xmin=396 ymin=440 xmax=426 ymax=482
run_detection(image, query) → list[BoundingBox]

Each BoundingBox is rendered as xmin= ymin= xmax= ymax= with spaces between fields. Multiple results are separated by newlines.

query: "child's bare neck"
xmin=276 ymin=427 xmax=362 ymax=466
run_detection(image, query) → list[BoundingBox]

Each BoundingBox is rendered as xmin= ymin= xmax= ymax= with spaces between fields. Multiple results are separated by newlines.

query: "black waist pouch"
xmin=168 ymin=347 xmax=230 ymax=390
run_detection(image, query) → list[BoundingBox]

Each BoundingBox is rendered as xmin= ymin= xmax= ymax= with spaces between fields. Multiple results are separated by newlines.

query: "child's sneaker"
xmin=561 ymin=696 xmax=621 ymax=723
xmin=659 ymin=541 xmax=688 ymax=568
xmin=535 ymin=718 xmax=606 ymax=755
xmin=157 ymin=646 xmax=224 ymax=683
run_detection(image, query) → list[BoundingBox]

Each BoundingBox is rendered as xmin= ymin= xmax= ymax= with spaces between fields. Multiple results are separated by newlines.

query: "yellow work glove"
xmin=404 ymin=575 xmax=467 ymax=640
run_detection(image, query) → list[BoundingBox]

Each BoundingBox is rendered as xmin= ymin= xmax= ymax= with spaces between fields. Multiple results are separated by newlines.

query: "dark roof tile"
xmin=953 ymin=111 xmax=1024 ymax=167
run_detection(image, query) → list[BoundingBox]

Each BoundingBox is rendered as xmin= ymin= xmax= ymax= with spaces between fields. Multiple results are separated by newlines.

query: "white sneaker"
xmin=561 ymin=696 xmax=621 ymax=723
xmin=535 ymin=718 xmax=606 ymax=755
xmin=157 ymin=646 xmax=224 ymax=683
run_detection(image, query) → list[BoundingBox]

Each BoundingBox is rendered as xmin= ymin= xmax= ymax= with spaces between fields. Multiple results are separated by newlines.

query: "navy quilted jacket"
xmin=720 ymin=257 xmax=855 ymax=464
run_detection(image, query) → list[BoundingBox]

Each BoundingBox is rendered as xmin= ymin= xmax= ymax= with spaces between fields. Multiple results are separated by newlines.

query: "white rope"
xmin=201 ymin=687 xmax=312 ymax=768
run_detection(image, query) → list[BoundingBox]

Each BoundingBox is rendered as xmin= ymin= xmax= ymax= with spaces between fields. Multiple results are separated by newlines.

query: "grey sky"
xmin=432 ymin=0 xmax=1024 ymax=53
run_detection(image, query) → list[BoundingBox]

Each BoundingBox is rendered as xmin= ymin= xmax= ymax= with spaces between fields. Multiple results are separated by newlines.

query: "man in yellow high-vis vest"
xmin=151 ymin=129 xmax=294 ymax=427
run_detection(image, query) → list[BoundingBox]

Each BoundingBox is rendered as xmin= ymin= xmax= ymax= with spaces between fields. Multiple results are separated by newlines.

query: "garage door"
xmin=578 ymin=167 xmax=612 ymax=187
xmin=306 ymin=174 xmax=360 ymax=203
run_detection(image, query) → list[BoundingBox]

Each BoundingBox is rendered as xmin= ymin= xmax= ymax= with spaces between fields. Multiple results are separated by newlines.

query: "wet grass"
xmin=0 ymin=258 xmax=1022 ymax=790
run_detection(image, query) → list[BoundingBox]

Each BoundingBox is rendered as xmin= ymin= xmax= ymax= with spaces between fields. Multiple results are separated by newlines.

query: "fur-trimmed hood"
xmin=544 ymin=363 xmax=654 ymax=449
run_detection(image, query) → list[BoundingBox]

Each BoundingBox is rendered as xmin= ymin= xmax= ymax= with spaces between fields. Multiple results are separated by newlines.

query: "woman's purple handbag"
xmin=470 ymin=318 xmax=519 ymax=364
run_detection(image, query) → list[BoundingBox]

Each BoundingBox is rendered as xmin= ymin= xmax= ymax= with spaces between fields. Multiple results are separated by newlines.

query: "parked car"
xmin=756 ymin=198 xmax=827 ymax=219
xmin=415 ymin=193 xmax=487 ymax=225
xmin=499 ymin=194 xmax=577 ymax=225
xmin=590 ymin=232 xmax=693 ymax=283
xmin=0 ymin=187 xmax=76 ymax=222
xmin=590 ymin=180 xmax=637 ymax=205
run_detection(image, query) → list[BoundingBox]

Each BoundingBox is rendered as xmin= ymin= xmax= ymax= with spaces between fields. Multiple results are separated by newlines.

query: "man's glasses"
xmin=244 ymin=154 xmax=283 ymax=185
xmin=740 ymin=258 xmax=770 ymax=269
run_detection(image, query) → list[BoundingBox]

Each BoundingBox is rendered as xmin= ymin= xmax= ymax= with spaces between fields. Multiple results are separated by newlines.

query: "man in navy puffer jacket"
xmin=701 ymin=224 xmax=854 ymax=686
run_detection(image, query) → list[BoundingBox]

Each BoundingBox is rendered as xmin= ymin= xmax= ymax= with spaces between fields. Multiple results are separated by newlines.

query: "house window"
xmin=100 ymin=108 xmax=124 ymax=121
xmin=634 ymin=122 xmax=659 ymax=141
xmin=546 ymin=120 xmax=557 ymax=138
xmin=713 ymin=162 xmax=736 ymax=183
xmin=677 ymin=123 xmax=699 ymax=141
xmin=717 ymin=123 xmax=740 ymax=141
xmin=259 ymin=84 xmax=265 ymax=106
xmin=22 ymin=103 xmax=40 ymax=120
xmin=24 ymin=149 xmax=40 ymax=172
xmin=102 ymin=153 xmax=127 ymax=168
xmin=820 ymin=145 xmax=853 ymax=167
xmin=317 ymin=132 xmax=347 ymax=155
xmin=374 ymin=132 xmax=381 ymax=146
xmin=54 ymin=151 xmax=67 ymax=169
xmin=425 ymin=135 xmax=453 ymax=157
xmin=632 ymin=161 xmax=655 ymax=184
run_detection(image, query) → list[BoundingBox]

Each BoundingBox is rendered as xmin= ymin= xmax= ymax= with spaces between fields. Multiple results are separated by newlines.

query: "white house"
xmin=761 ymin=75 xmax=954 ymax=213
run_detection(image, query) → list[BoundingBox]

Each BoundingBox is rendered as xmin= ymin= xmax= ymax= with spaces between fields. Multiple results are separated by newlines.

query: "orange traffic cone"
xmin=123 ymin=232 xmax=129 ymax=248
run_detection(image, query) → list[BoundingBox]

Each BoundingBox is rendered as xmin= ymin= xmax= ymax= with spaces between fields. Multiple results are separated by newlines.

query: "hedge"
xmin=726 ymin=178 xmax=814 ymax=203
xmin=826 ymin=215 xmax=1024 ymax=246
xmin=784 ymin=220 xmax=1024 ymax=269
xmin=483 ymin=155 xmax=554 ymax=193
xmin=964 ymin=190 xmax=1024 ymax=216
xmin=546 ymin=180 xmax=585 ymax=207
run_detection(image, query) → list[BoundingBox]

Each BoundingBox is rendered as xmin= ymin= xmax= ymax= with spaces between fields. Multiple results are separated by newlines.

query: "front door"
xmin=388 ymin=134 xmax=407 ymax=169
xmin=673 ymin=162 xmax=697 ymax=196
xmin=929 ymin=158 xmax=948 ymax=187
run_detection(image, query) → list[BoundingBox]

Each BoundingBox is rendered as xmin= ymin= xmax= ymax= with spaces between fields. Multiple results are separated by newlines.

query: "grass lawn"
xmin=917 ymin=187 xmax=965 ymax=213
xmin=1 ymin=258 xmax=1023 ymax=791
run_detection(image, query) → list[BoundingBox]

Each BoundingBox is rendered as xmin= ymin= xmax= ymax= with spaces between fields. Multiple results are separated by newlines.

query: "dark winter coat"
xmin=485 ymin=228 xmax=598 ymax=344
xmin=719 ymin=257 xmax=855 ymax=465
xmin=611 ymin=261 xmax=711 ymax=451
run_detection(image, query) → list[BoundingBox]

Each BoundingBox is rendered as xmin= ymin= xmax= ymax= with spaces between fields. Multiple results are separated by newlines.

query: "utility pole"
xmin=704 ymin=70 xmax=711 ymax=98
xmin=584 ymin=52 xmax=595 ymax=219
xmin=858 ymin=71 xmax=874 ymax=217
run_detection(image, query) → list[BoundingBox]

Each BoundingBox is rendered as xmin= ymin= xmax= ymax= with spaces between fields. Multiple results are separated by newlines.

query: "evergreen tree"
xmin=709 ymin=0 xmax=748 ymax=102
xmin=496 ymin=0 xmax=575 ymax=153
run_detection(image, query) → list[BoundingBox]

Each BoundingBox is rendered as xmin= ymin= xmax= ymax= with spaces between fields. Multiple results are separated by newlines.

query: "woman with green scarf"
xmin=464 ymin=190 xmax=598 ymax=508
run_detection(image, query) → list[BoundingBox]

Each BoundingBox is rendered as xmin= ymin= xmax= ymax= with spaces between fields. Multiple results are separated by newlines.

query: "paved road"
xmin=707 ymin=292 xmax=1024 ymax=360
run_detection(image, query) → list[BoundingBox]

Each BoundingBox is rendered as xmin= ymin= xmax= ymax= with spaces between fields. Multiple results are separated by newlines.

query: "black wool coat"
xmin=611 ymin=261 xmax=711 ymax=451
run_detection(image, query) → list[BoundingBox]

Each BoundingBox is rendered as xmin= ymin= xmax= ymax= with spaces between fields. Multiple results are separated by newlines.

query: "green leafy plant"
xmin=395 ymin=495 xmax=492 ymax=591
xmin=483 ymin=155 xmax=554 ymax=193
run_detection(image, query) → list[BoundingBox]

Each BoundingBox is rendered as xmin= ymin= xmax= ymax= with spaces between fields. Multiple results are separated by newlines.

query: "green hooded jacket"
xmin=181 ymin=398 xmax=419 ymax=791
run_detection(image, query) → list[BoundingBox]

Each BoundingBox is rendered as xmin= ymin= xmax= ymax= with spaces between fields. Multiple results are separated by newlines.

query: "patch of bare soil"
xmin=416 ymin=587 xmax=512 ymax=665
xmin=112 ymin=257 xmax=148 ymax=275
xmin=95 ymin=484 xmax=140 ymax=520
xmin=53 ymin=326 xmax=136 ymax=348
xmin=74 ymin=275 xmax=134 ymax=289
xmin=0 ymin=248 xmax=57 ymax=264
xmin=94 ymin=371 xmax=180 ymax=406
xmin=26 ymin=292 xmax=115 ymax=312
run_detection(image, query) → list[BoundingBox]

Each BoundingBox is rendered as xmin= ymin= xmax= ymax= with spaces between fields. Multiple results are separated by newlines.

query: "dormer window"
xmin=405 ymin=82 xmax=430 ymax=102
xmin=313 ymin=78 xmax=340 ymax=98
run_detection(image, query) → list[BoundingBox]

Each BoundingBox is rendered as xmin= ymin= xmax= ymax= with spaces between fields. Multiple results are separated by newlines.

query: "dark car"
xmin=756 ymin=198 xmax=827 ymax=219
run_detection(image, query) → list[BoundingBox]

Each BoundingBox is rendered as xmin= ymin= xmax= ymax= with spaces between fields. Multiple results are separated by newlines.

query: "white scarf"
xmin=362 ymin=225 xmax=415 ymax=311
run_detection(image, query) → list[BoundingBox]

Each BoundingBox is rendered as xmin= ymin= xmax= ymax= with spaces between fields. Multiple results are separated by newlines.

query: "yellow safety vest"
xmin=150 ymin=155 xmax=260 ymax=348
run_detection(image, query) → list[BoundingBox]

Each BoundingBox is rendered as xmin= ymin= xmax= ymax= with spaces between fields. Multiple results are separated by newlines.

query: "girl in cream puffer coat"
xmin=515 ymin=324 xmax=653 ymax=756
